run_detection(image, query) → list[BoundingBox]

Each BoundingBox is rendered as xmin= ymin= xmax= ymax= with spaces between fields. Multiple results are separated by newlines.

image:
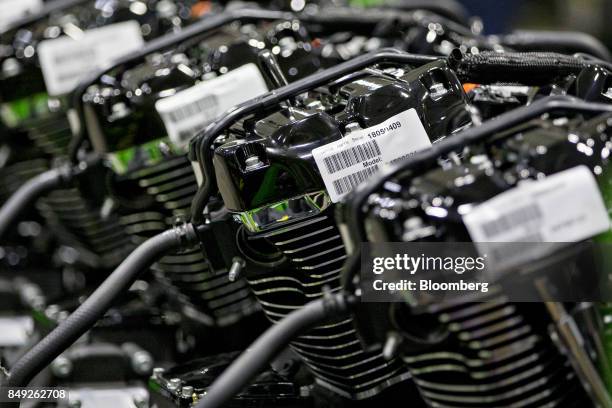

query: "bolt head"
xmin=45 ymin=304 xmax=61 ymax=320
xmin=51 ymin=356 xmax=72 ymax=378
xmin=181 ymin=385 xmax=194 ymax=398
xmin=168 ymin=378 xmax=181 ymax=392
xmin=244 ymin=155 xmax=264 ymax=170
xmin=132 ymin=351 xmax=153 ymax=375
xmin=152 ymin=367 xmax=164 ymax=379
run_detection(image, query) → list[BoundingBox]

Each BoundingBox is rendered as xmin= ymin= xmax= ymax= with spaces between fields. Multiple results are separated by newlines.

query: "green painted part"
xmin=147 ymin=379 xmax=162 ymax=392
xmin=598 ymin=304 xmax=612 ymax=392
xmin=31 ymin=309 xmax=54 ymax=330
xmin=595 ymin=166 xmax=612 ymax=392
xmin=0 ymin=93 xmax=50 ymax=127
xmin=349 ymin=0 xmax=387 ymax=6
xmin=107 ymin=136 xmax=180 ymax=175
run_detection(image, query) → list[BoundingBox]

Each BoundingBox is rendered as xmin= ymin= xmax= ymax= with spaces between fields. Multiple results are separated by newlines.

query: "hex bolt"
xmin=51 ymin=355 xmax=73 ymax=378
xmin=45 ymin=304 xmax=61 ymax=321
xmin=228 ymin=257 xmax=246 ymax=282
xmin=244 ymin=155 xmax=264 ymax=171
xmin=344 ymin=122 xmax=361 ymax=135
xmin=168 ymin=378 xmax=182 ymax=393
xmin=465 ymin=104 xmax=483 ymax=126
xmin=122 ymin=343 xmax=154 ymax=375
xmin=31 ymin=296 xmax=46 ymax=310
xmin=152 ymin=367 xmax=165 ymax=379
xmin=131 ymin=350 xmax=154 ymax=375
xmin=429 ymin=83 xmax=448 ymax=100
xmin=181 ymin=385 xmax=194 ymax=399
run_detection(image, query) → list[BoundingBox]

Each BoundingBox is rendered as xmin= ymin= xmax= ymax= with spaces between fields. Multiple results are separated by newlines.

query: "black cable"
xmin=0 ymin=167 xmax=68 ymax=240
xmin=456 ymin=51 xmax=590 ymax=85
xmin=193 ymin=292 xmax=353 ymax=408
xmin=4 ymin=224 xmax=200 ymax=391
xmin=0 ymin=155 xmax=101 ymax=241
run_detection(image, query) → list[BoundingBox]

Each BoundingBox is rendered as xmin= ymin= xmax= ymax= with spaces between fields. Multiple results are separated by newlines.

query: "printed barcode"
xmin=481 ymin=204 xmax=543 ymax=238
xmin=167 ymin=95 xmax=219 ymax=123
xmin=323 ymin=140 xmax=381 ymax=174
xmin=57 ymin=68 xmax=97 ymax=83
xmin=331 ymin=165 xmax=380 ymax=196
xmin=177 ymin=124 xmax=208 ymax=142
xmin=54 ymin=48 xmax=96 ymax=65
xmin=488 ymin=233 xmax=545 ymax=269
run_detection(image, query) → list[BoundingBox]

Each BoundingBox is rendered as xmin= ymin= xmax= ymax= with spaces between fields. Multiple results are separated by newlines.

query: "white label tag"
xmin=312 ymin=108 xmax=431 ymax=202
xmin=37 ymin=21 xmax=144 ymax=96
xmin=0 ymin=0 xmax=42 ymax=30
xmin=0 ymin=316 xmax=32 ymax=347
xmin=155 ymin=63 xmax=268 ymax=147
xmin=463 ymin=165 xmax=610 ymax=243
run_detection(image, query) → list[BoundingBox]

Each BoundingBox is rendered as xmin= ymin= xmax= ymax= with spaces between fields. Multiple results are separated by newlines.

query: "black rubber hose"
xmin=0 ymin=167 xmax=68 ymax=240
xmin=193 ymin=293 xmax=353 ymax=408
xmin=456 ymin=51 xmax=590 ymax=85
xmin=4 ymin=224 xmax=198 ymax=391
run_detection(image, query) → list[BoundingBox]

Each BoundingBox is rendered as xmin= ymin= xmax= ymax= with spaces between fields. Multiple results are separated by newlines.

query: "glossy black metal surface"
xmin=214 ymin=59 xmax=469 ymax=212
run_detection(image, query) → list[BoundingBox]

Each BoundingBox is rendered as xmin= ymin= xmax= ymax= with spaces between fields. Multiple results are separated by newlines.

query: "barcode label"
xmin=332 ymin=165 xmax=380 ymax=196
xmin=464 ymin=165 xmax=610 ymax=243
xmin=0 ymin=0 xmax=42 ymax=30
xmin=166 ymin=95 xmax=218 ymax=124
xmin=480 ymin=204 xmax=543 ymax=239
xmin=37 ymin=21 xmax=144 ymax=96
xmin=156 ymin=63 xmax=268 ymax=148
xmin=323 ymin=140 xmax=381 ymax=174
xmin=312 ymin=108 xmax=431 ymax=202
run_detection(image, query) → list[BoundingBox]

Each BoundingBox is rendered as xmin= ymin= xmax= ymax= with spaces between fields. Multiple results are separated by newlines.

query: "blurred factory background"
xmin=353 ymin=0 xmax=612 ymax=41
xmin=460 ymin=0 xmax=612 ymax=38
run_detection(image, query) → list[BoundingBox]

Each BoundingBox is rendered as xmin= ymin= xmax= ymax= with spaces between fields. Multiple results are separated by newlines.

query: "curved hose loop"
xmin=0 ymin=155 xmax=101 ymax=242
xmin=193 ymin=291 xmax=355 ymax=408
xmin=3 ymin=223 xmax=203 ymax=395
xmin=0 ymin=167 xmax=69 ymax=241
